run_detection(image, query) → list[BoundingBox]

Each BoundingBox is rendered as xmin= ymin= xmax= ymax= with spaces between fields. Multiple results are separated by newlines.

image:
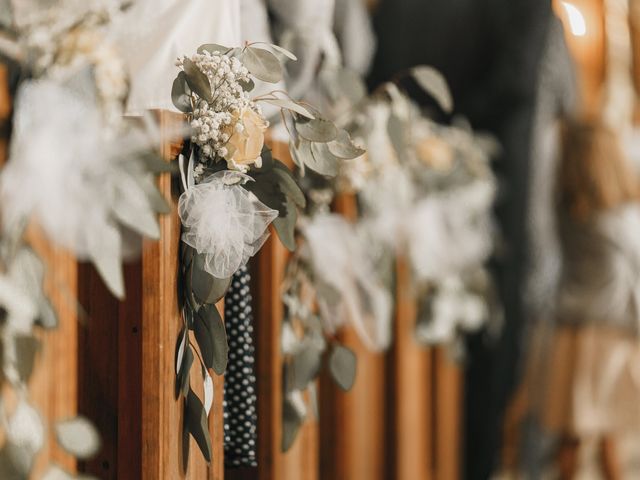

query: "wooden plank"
xmin=434 ymin=347 xmax=463 ymax=480
xmin=390 ymin=258 xmax=433 ymax=480
xmin=1 ymin=64 xmax=79 ymax=477
xmin=76 ymin=262 xmax=120 ymax=478
xmin=319 ymin=194 xmax=388 ymax=480
xmin=141 ymin=111 xmax=225 ymax=479
xmin=28 ymin=236 xmax=79 ymax=477
xmin=250 ymin=139 xmax=319 ymax=480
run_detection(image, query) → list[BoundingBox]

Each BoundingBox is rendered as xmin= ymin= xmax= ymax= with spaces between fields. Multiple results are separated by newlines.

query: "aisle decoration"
xmin=171 ymin=41 xmax=365 ymax=461
xmin=349 ymin=67 xmax=501 ymax=352
xmin=0 ymin=2 xmax=169 ymax=477
xmin=277 ymin=64 xmax=501 ymax=449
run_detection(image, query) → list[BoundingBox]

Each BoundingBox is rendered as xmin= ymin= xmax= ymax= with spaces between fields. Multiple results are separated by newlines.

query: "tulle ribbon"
xmin=178 ymin=170 xmax=278 ymax=279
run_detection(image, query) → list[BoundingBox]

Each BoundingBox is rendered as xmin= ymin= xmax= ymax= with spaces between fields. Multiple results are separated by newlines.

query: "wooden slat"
xmin=319 ymin=194 xmax=388 ymax=480
xmin=390 ymin=258 xmax=433 ymax=480
xmin=249 ymin=139 xmax=319 ymax=480
xmin=141 ymin=111 xmax=224 ymax=479
xmin=434 ymin=347 xmax=463 ymax=480
xmin=76 ymin=262 xmax=120 ymax=478
xmin=28 ymin=237 xmax=79 ymax=477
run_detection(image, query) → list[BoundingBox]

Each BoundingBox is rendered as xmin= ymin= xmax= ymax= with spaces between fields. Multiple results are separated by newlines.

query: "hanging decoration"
xmin=0 ymin=2 xmax=170 ymax=477
xmin=171 ymin=41 xmax=364 ymax=462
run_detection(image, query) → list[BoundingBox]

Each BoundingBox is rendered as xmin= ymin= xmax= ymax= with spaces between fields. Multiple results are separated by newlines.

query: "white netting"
xmin=178 ymin=170 xmax=278 ymax=279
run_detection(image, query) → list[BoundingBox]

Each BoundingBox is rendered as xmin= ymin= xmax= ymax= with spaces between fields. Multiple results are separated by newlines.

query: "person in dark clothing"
xmin=368 ymin=1 xmax=553 ymax=478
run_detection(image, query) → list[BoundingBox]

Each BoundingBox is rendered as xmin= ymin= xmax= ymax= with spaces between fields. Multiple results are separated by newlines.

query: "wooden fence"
xmin=6 ymin=105 xmax=463 ymax=479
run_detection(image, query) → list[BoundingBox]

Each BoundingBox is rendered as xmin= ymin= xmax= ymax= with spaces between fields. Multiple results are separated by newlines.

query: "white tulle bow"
xmin=178 ymin=170 xmax=278 ymax=279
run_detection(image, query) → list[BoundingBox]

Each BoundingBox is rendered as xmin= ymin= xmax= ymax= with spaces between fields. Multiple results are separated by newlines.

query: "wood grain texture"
xmin=141 ymin=111 xmax=224 ymax=479
xmin=319 ymin=194 xmax=388 ymax=480
xmin=389 ymin=258 xmax=433 ymax=480
xmin=248 ymin=139 xmax=319 ymax=480
xmin=434 ymin=347 xmax=462 ymax=480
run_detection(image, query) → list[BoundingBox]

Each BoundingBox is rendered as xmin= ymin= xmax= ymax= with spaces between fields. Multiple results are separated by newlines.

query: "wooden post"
xmin=319 ymin=194 xmax=388 ymax=480
xmin=140 ymin=111 xmax=224 ymax=479
xmin=389 ymin=258 xmax=433 ymax=480
xmin=434 ymin=347 xmax=463 ymax=480
xmin=248 ymin=140 xmax=319 ymax=480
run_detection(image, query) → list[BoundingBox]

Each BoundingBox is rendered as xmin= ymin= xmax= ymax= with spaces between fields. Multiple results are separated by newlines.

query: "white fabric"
xmin=268 ymin=0 xmax=340 ymax=99
xmin=333 ymin=0 xmax=376 ymax=75
xmin=178 ymin=170 xmax=278 ymax=279
xmin=116 ymin=0 xmax=241 ymax=115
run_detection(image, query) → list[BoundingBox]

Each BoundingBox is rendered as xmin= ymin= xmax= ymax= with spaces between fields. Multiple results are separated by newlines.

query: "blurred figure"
xmin=543 ymin=121 xmax=640 ymax=479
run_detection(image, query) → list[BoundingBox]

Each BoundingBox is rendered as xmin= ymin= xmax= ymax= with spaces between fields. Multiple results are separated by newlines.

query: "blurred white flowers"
xmin=303 ymin=213 xmax=392 ymax=351
xmin=178 ymin=170 xmax=278 ymax=279
xmin=0 ymin=79 xmax=168 ymax=298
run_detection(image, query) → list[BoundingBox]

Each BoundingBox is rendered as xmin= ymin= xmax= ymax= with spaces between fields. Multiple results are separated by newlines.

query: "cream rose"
xmin=416 ymin=136 xmax=454 ymax=171
xmin=224 ymin=107 xmax=268 ymax=171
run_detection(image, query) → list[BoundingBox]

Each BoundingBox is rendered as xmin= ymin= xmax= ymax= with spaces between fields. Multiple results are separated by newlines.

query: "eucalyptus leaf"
xmin=55 ymin=417 xmax=101 ymax=460
xmin=176 ymin=328 xmax=187 ymax=374
xmin=191 ymin=253 xmax=231 ymax=304
xmin=410 ymin=66 xmax=454 ymax=113
xmin=193 ymin=311 xmax=214 ymax=370
xmin=273 ymin=195 xmax=297 ymax=251
xmin=176 ymin=343 xmax=194 ymax=399
xmin=88 ymin=222 xmax=124 ymax=299
xmin=113 ymin=172 xmax=161 ymax=239
xmin=328 ymin=129 xmax=366 ymax=159
xmin=239 ymin=77 xmax=255 ymax=92
xmin=140 ymin=151 xmax=175 ymax=174
xmin=289 ymin=140 xmax=305 ymax=176
xmin=265 ymin=43 xmax=297 ymax=61
xmin=292 ymin=139 xmax=339 ymax=177
xmin=282 ymin=396 xmax=305 ymax=452
xmin=15 ymin=336 xmax=40 ymax=382
xmin=200 ymin=303 xmax=228 ymax=375
xmin=183 ymin=58 xmax=213 ymax=103
xmin=295 ymin=118 xmax=337 ymax=143
xmin=259 ymin=98 xmax=314 ymax=120
xmin=309 ymin=141 xmax=339 ymax=177
xmin=290 ymin=343 xmax=322 ymax=390
xmin=240 ymin=47 xmax=283 ymax=83
xmin=186 ymin=389 xmax=212 ymax=462
xmin=387 ymin=112 xmax=408 ymax=159
xmin=272 ymin=163 xmax=306 ymax=208
xmin=203 ymin=369 xmax=214 ymax=416
xmin=328 ymin=344 xmax=357 ymax=391
xmin=171 ymin=71 xmax=192 ymax=113
xmin=139 ymin=176 xmax=171 ymax=215
xmin=197 ymin=43 xmax=231 ymax=55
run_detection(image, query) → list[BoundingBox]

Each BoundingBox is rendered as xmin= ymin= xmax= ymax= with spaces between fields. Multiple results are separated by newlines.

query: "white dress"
xmin=115 ymin=0 xmax=242 ymax=115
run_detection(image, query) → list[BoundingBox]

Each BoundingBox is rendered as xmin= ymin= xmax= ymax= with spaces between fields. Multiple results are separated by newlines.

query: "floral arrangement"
xmin=171 ymin=42 xmax=365 ymax=461
xmin=0 ymin=2 xmax=169 ymax=477
xmin=276 ymin=64 xmax=502 ymax=449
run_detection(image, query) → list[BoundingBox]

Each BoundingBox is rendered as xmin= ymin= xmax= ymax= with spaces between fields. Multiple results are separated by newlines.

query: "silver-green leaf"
xmin=328 ymin=130 xmax=366 ymax=159
xmin=183 ymin=58 xmax=213 ymax=103
xmin=328 ymin=344 xmax=357 ymax=391
xmin=410 ymin=66 xmax=453 ymax=113
xmin=55 ymin=417 xmax=101 ymax=460
xmin=295 ymin=118 xmax=338 ymax=143
xmin=241 ymin=47 xmax=283 ymax=83
xmin=259 ymin=98 xmax=314 ymax=119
